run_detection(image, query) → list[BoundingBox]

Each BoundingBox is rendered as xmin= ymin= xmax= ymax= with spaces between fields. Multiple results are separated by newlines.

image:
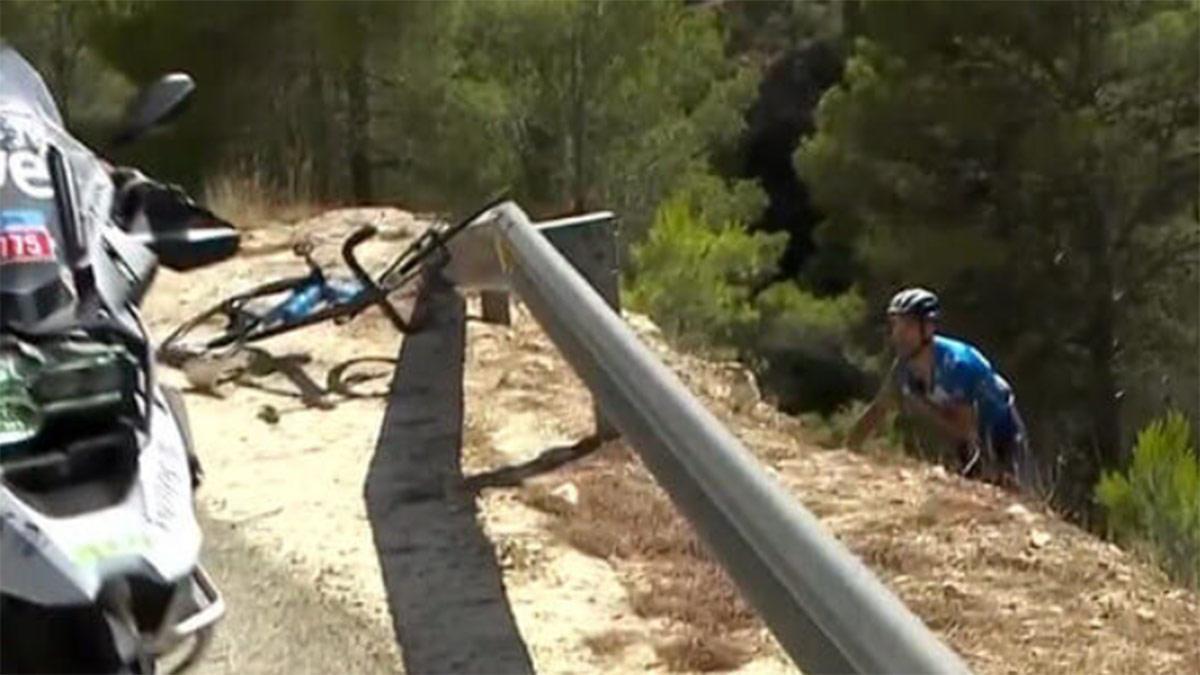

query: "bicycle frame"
xmin=204 ymin=287 xmax=377 ymax=350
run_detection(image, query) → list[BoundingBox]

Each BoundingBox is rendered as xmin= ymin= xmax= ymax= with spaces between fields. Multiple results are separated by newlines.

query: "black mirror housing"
xmin=112 ymin=73 xmax=195 ymax=147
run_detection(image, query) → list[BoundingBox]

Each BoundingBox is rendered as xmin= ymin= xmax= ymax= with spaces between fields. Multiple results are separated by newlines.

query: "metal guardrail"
xmin=487 ymin=202 xmax=972 ymax=675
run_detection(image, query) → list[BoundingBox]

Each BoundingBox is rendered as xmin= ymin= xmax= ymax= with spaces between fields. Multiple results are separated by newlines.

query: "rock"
xmin=624 ymin=312 xmax=663 ymax=339
xmin=941 ymin=581 xmax=968 ymax=599
xmin=728 ymin=370 xmax=761 ymax=412
xmin=930 ymin=465 xmax=949 ymax=481
xmin=1136 ymin=608 xmax=1156 ymax=622
xmin=1006 ymin=503 xmax=1031 ymax=517
xmin=551 ymin=481 xmax=579 ymax=507
xmin=257 ymin=404 xmax=281 ymax=425
xmin=183 ymin=355 xmax=232 ymax=392
xmin=1029 ymin=530 xmax=1052 ymax=548
xmin=1006 ymin=503 xmax=1037 ymax=524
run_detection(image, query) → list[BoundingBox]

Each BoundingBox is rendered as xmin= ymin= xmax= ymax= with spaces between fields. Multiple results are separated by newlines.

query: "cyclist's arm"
xmin=847 ymin=361 xmax=900 ymax=451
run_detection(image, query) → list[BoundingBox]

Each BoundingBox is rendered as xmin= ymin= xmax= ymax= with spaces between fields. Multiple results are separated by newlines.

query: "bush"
xmin=753 ymin=282 xmax=865 ymax=351
xmin=626 ymin=197 xmax=782 ymax=350
xmin=1095 ymin=410 xmax=1200 ymax=588
xmin=747 ymin=282 xmax=869 ymax=414
xmin=628 ymin=195 xmax=871 ymax=413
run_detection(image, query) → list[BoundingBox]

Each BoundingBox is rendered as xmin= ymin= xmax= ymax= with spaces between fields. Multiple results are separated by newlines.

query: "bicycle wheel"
xmin=156 ymin=276 xmax=308 ymax=367
xmin=326 ymin=357 xmax=397 ymax=399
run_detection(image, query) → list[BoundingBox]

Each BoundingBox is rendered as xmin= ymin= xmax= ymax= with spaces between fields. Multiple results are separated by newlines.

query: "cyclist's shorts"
xmin=988 ymin=404 xmax=1029 ymax=476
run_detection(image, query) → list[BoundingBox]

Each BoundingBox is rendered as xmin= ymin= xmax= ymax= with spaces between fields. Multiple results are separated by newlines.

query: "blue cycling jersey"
xmin=893 ymin=335 xmax=1017 ymax=440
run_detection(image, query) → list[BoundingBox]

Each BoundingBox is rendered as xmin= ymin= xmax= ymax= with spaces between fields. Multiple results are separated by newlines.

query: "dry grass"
xmin=518 ymin=451 xmax=763 ymax=671
xmin=627 ymin=564 xmax=756 ymax=633
xmin=582 ymin=629 xmax=640 ymax=657
xmin=653 ymin=633 xmax=755 ymax=673
xmin=204 ymin=172 xmax=320 ymax=231
xmin=465 ymin=306 xmax=1200 ymax=674
xmin=552 ymin=472 xmax=696 ymax=559
xmin=817 ymin=475 xmax=1200 ymax=675
xmin=460 ymin=414 xmax=503 ymax=476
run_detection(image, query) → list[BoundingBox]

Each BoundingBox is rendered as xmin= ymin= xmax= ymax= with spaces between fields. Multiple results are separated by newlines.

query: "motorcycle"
xmin=1 ymin=45 xmax=238 ymax=673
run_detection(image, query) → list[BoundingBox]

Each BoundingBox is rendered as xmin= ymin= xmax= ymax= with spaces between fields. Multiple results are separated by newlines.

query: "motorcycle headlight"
xmin=0 ymin=353 xmax=43 ymax=450
xmin=0 ymin=336 xmax=139 ymax=456
xmin=32 ymin=342 xmax=138 ymax=416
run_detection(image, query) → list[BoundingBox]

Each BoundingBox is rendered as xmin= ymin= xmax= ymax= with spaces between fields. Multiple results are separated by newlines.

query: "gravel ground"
xmin=190 ymin=510 xmax=401 ymax=675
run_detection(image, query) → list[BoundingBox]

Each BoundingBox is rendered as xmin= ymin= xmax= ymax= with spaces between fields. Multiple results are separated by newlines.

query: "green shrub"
xmin=628 ymin=195 xmax=871 ymax=413
xmin=1095 ymin=410 xmax=1200 ymax=588
xmin=626 ymin=197 xmax=782 ymax=350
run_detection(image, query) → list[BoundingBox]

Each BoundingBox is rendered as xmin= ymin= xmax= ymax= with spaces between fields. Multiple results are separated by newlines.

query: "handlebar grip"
xmin=342 ymin=224 xmax=378 ymax=260
xmin=342 ymin=225 xmax=378 ymax=287
xmin=342 ymin=225 xmax=379 ymax=285
xmin=341 ymin=224 xmax=410 ymax=333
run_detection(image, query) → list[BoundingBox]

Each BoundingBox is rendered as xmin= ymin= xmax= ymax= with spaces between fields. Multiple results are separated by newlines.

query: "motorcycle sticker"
xmin=0 ymin=209 xmax=56 ymax=264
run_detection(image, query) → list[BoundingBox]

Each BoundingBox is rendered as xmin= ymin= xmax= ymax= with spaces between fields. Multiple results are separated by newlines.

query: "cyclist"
xmin=846 ymin=288 xmax=1030 ymax=489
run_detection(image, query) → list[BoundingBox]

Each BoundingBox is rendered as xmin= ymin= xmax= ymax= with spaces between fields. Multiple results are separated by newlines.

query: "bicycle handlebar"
xmin=339 ymin=192 xmax=511 ymax=333
xmin=341 ymin=225 xmax=410 ymax=332
xmin=375 ymin=191 xmax=510 ymax=286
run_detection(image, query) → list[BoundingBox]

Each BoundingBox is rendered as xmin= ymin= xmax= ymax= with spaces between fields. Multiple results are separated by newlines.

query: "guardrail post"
xmin=536 ymin=215 xmax=621 ymax=440
xmin=479 ymin=290 xmax=511 ymax=325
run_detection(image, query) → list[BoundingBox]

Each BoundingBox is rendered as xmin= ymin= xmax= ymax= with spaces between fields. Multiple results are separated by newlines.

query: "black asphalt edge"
xmin=363 ymin=273 xmax=534 ymax=675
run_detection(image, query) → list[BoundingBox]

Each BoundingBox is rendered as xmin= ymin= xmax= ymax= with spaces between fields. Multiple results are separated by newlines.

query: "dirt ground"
xmin=144 ymin=208 xmax=1199 ymax=675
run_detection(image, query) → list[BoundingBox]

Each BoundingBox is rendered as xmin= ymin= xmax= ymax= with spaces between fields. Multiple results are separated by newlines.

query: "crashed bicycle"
xmin=157 ymin=194 xmax=507 ymax=387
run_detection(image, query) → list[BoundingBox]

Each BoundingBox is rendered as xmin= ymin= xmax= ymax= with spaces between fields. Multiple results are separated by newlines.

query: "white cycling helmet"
xmin=887 ymin=287 xmax=940 ymax=321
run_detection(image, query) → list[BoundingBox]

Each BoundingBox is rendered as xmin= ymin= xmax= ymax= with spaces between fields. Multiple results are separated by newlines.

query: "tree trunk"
xmin=1085 ymin=188 xmax=1124 ymax=468
xmin=1074 ymin=9 xmax=1124 ymax=469
xmin=841 ymin=0 xmax=866 ymax=42
xmin=307 ymin=43 xmax=332 ymax=201
xmin=1088 ymin=291 xmax=1123 ymax=468
xmin=51 ymin=1 xmax=73 ymax=125
xmin=568 ymin=5 xmax=589 ymax=213
xmin=345 ymin=9 xmax=373 ymax=204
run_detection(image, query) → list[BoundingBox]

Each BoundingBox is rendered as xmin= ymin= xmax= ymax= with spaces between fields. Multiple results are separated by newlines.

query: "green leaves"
xmin=454 ymin=0 xmax=758 ymax=238
xmin=1096 ymin=411 xmax=1200 ymax=587
xmin=627 ymin=193 xmax=868 ymax=416
xmin=627 ymin=198 xmax=779 ymax=350
xmin=753 ymin=282 xmax=865 ymax=353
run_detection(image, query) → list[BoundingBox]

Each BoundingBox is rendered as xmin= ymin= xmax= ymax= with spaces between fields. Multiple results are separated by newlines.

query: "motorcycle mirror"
xmin=124 ymin=209 xmax=241 ymax=272
xmin=110 ymin=72 xmax=195 ymax=147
